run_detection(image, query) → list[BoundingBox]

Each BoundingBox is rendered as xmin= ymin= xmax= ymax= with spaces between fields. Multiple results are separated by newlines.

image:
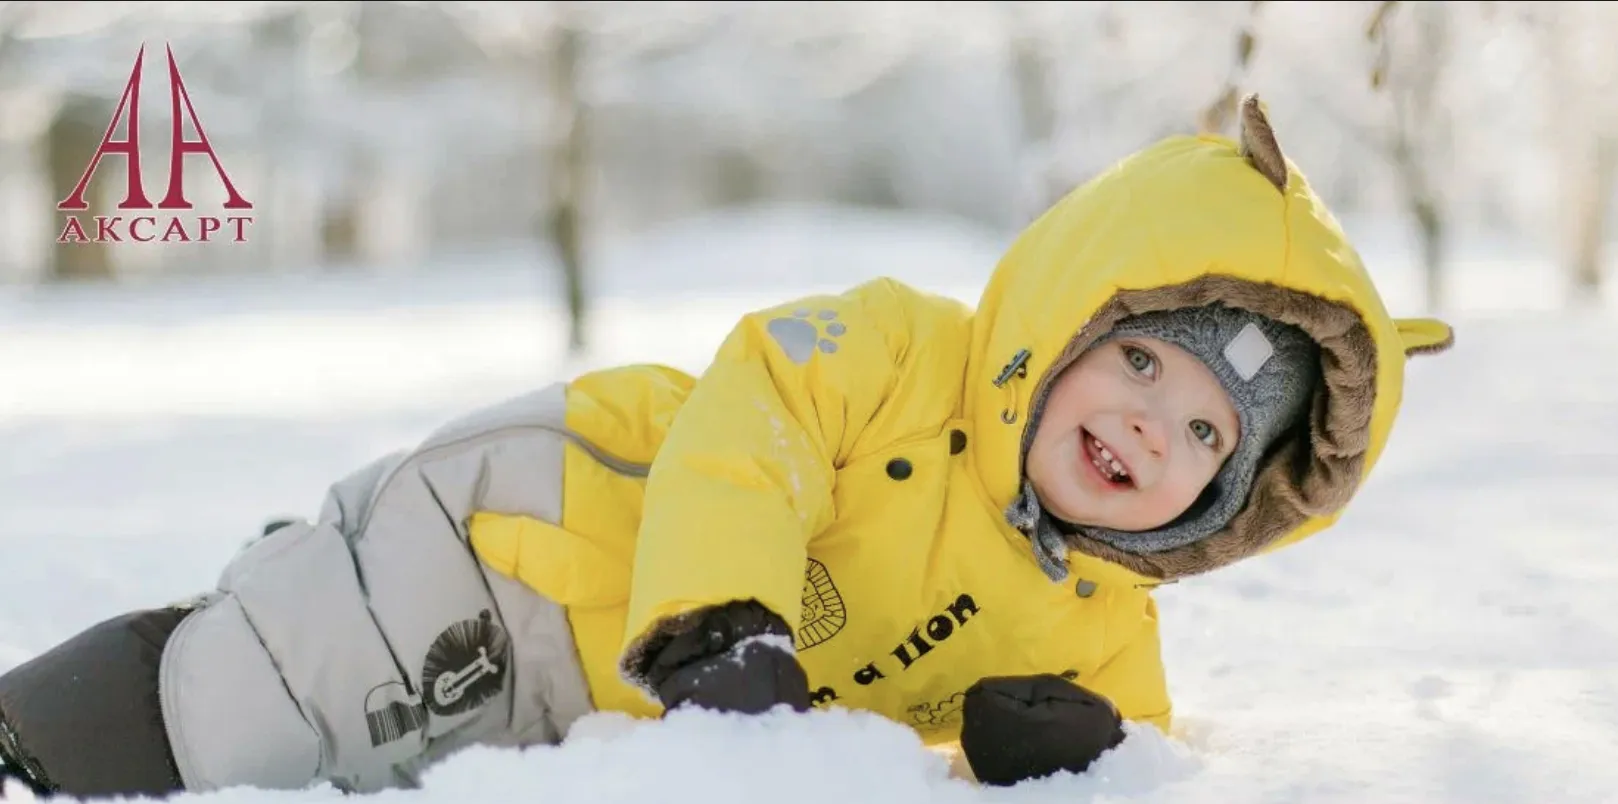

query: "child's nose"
xmin=1125 ymin=411 xmax=1168 ymax=458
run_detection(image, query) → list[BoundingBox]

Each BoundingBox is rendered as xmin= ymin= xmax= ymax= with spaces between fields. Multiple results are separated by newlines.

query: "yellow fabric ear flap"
xmin=1395 ymin=318 xmax=1455 ymax=358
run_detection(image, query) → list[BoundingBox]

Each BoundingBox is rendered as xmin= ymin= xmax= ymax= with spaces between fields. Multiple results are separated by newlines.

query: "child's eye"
xmin=1190 ymin=419 xmax=1219 ymax=449
xmin=1123 ymin=345 xmax=1156 ymax=378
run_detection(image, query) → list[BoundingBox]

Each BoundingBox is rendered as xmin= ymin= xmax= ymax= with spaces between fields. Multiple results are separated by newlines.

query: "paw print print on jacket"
xmin=766 ymin=308 xmax=846 ymax=365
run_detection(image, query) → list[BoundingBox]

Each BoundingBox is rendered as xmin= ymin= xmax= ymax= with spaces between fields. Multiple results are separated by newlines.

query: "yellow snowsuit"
xmin=467 ymin=100 xmax=1455 ymax=746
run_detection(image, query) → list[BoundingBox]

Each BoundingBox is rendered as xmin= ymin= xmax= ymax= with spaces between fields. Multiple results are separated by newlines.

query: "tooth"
xmin=1099 ymin=446 xmax=1114 ymax=461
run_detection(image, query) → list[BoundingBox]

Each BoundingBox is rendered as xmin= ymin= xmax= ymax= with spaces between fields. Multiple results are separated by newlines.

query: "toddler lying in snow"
xmin=0 ymin=96 xmax=1453 ymax=799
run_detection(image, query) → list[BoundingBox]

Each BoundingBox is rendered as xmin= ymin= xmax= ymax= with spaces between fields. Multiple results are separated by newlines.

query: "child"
xmin=0 ymin=95 xmax=1453 ymax=799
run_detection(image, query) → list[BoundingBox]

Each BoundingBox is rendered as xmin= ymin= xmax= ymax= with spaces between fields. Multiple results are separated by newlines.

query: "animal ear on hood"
xmin=1238 ymin=94 xmax=1288 ymax=193
xmin=1236 ymin=93 xmax=1457 ymax=362
xmin=1395 ymin=317 xmax=1455 ymax=357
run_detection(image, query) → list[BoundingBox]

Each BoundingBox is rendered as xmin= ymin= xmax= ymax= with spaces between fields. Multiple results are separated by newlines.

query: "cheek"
xmin=1161 ymin=458 xmax=1220 ymax=510
xmin=1030 ymin=385 xmax=1078 ymax=450
xmin=1042 ymin=367 xmax=1100 ymax=422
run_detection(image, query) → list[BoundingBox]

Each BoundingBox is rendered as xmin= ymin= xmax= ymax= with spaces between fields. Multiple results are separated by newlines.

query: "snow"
xmin=3 ymin=205 xmax=1618 ymax=803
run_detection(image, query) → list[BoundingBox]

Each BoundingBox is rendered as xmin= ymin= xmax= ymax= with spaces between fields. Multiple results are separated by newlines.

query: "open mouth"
xmin=1081 ymin=428 xmax=1134 ymax=489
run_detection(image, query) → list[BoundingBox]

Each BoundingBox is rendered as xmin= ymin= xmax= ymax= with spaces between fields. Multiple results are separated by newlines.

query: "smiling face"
xmin=1025 ymin=336 xmax=1242 ymax=533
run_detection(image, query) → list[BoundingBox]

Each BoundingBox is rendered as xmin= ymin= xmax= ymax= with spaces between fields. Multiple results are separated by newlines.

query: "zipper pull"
xmin=993 ymin=349 xmax=1031 ymax=425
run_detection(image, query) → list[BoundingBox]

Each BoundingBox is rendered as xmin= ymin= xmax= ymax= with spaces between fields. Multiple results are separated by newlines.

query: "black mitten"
xmin=1 ymin=756 xmax=53 ymax=800
xmin=959 ymin=674 xmax=1127 ymax=786
xmin=642 ymin=600 xmax=811 ymax=715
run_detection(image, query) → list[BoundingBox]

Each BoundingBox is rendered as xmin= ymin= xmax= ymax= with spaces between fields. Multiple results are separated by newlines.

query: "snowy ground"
xmin=2 ymin=205 xmax=1616 ymax=803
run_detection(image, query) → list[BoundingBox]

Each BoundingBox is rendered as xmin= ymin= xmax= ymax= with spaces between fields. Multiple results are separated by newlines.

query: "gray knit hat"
xmin=1066 ymin=303 xmax=1321 ymax=555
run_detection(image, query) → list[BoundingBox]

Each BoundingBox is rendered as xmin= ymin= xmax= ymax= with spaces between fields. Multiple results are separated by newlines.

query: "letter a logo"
xmin=56 ymin=43 xmax=251 ymax=213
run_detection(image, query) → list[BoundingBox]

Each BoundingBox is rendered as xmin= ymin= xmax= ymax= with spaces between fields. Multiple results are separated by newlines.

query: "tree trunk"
xmin=544 ymin=14 xmax=589 ymax=355
xmin=319 ymin=185 xmax=363 ymax=270
xmin=1569 ymin=135 xmax=1616 ymax=303
xmin=1008 ymin=23 xmax=1056 ymax=213
xmin=1390 ymin=130 xmax=1446 ymax=313
xmin=1412 ymin=196 xmax=1444 ymax=313
xmin=45 ymin=95 xmax=115 ymax=282
xmin=1372 ymin=1 xmax=1451 ymax=314
xmin=320 ymin=144 xmax=380 ymax=272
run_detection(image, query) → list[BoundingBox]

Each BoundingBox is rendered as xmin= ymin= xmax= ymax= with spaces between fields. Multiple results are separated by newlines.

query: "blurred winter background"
xmin=2 ymin=2 xmax=1617 ymax=803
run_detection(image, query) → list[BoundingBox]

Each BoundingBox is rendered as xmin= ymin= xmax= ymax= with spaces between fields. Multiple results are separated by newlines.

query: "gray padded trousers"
xmin=0 ymin=383 xmax=599 ymax=798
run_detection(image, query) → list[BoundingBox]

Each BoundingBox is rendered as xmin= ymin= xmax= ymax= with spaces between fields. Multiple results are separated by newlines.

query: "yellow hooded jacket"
xmin=468 ymin=98 xmax=1454 ymax=744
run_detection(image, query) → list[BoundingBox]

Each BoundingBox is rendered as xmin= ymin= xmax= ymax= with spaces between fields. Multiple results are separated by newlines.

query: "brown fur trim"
xmin=1404 ymin=329 xmax=1454 ymax=357
xmin=1032 ymin=275 xmax=1380 ymax=582
xmin=1239 ymin=94 xmax=1288 ymax=193
xmin=617 ymin=606 xmax=715 ymax=704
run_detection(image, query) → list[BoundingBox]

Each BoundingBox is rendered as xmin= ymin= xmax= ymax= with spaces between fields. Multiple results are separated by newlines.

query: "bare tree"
xmin=436 ymin=0 xmax=600 ymax=353
xmin=323 ymin=1 xmax=374 ymax=272
xmin=1525 ymin=1 xmax=1618 ymax=305
xmin=0 ymin=2 xmax=117 ymax=284
xmin=1270 ymin=1 xmax=1457 ymax=312
xmin=543 ymin=2 xmax=590 ymax=355
xmin=0 ymin=2 xmax=24 ymax=64
xmin=1002 ymin=2 xmax=1165 ymax=215
xmin=1563 ymin=133 xmax=1617 ymax=303
xmin=998 ymin=2 xmax=1060 ymax=215
xmin=1368 ymin=1 xmax=1456 ymax=312
xmin=45 ymin=93 xmax=116 ymax=282
xmin=1027 ymin=2 xmax=1267 ymax=214
xmin=1199 ymin=1 xmax=1267 ymax=136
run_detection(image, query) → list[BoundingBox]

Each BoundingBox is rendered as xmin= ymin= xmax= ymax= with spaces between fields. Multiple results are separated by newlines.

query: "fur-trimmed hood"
xmin=961 ymin=95 xmax=1454 ymax=584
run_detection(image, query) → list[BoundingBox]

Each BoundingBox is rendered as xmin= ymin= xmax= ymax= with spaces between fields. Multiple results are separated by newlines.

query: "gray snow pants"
xmin=0 ymin=384 xmax=599 ymax=798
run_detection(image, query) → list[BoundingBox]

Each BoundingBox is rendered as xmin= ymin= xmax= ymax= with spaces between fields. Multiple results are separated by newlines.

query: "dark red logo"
xmin=56 ymin=42 xmax=253 ymax=245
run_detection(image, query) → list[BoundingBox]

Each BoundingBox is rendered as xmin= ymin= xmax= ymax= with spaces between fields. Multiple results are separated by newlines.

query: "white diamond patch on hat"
xmin=1223 ymin=321 xmax=1275 ymax=381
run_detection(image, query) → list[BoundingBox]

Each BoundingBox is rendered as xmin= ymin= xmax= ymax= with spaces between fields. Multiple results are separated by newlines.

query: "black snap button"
xmin=949 ymin=429 xmax=967 ymax=455
xmin=886 ymin=458 xmax=913 ymax=481
xmin=1075 ymin=579 xmax=1098 ymax=598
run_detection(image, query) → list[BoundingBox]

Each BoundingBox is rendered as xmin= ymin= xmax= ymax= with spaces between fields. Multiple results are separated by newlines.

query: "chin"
xmin=1054 ymin=502 xmax=1154 ymax=534
xmin=1041 ymin=491 xmax=1095 ymax=528
xmin=1101 ymin=511 xmax=1180 ymax=534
